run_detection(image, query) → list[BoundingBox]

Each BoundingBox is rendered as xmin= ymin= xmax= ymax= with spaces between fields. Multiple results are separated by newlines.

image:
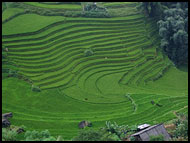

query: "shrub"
xmin=100 ymin=132 xmax=121 ymax=141
xmin=129 ymin=136 xmax=136 ymax=141
xmin=104 ymin=121 xmax=129 ymax=139
xmin=2 ymin=128 xmax=18 ymax=141
xmin=31 ymin=85 xmax=41 ymax=92
xmin=72 ymin=129 xmax=102 ymax=141
xmin=84 ymin=49 xmax=94 ymax=57
xmin=81 ymin=11 xmax=110 ymax=18
xmin=150 ymin=134 xmax=164 ymax=141
xmin=24 ymin=130 xmax=56 ymax=141
xmin=173 ymin=113 xmax=188 ymax=139
xmin=64 ymin=11 xmax=81 ymax=17
xmin=8 ymin=69 xmax=17 ymax=77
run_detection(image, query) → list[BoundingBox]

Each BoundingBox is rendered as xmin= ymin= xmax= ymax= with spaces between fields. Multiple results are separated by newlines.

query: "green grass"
xmin=2 ymin=2 xmax=188 ymax=140
xmin=2 ymin=14 xmax=65 ymax=35
xmin=23 ymin=2 xmax=82 ymax=10
xmin=102 ymin=2 xmax=137 ymax=7
xmin=2 ymin=8 xmax=25 ymax=22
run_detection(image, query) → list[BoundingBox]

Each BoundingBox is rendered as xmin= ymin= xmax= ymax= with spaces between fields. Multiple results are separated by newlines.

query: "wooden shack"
xmin=78 ymin=120 xmax=92 ymax=129
xmin=131 ymin=124 xmax=171 ymax=141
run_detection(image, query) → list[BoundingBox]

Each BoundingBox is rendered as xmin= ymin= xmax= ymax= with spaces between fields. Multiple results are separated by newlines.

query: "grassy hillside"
xmin=2 ymin=2 xmax=188 ymax=140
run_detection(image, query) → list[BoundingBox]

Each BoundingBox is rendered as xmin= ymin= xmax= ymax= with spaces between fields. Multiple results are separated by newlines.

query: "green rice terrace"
xmin=2 ymin=2 xmax=188 ymax=140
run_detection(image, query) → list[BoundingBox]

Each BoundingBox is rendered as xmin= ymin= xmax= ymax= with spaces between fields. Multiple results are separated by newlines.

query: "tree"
xmin=138 ymin=2 xmax=163 ymax=17
xmin=157 ymin=2 xmax=188 ymax=66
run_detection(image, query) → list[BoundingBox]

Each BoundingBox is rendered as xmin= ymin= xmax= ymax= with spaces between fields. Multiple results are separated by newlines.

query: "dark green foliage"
xmin=81 ymin=11 xmax=110 ymax=18
xmin=103 ymin=121 xmax=129 ymax=139
xmin=81 ymin=2 xmax=109 ymax=18
xmin=157 ymin=2 xmax=188 ymax=66
xmin=64 ymin=11 xmax=81 ymax=17
xmin=150 ymin=134 xmax=164 ymax=141
xmin=72 ymin=129 xmax=102 ymax=141
xmin=100 ymin=131 xmax=121 ymax=141
xmin=2 ymin=125 xmax=60 ymax=141
xmin=84 ymin=49 xmax=94 ymax=57
xmin=173 ymin=113 xmax=188 ymax=139
xmin=2 ymin=128 xmax=18 ymax=141
xmin=8 ymin=69 xmax=17 ymax=77
xmin=82 ymin=2 xmax=106 ymax=12
xmin=73 ymin=121 xmax=133 ymax=141
xmin=138 ymin=2 xmax=163 ymax=17
xmin=24 ymin=130 xmax=56 ymax=141
xmin=72 ymin=128 xmax=121 ymax=141
xmin=130 ymin=136 xmax=136 ymax=141
xmin=31 ymin=85 xmax=41 ymax=92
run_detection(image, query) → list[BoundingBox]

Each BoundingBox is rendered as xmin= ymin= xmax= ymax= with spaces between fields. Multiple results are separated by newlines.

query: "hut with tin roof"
xmin=130 ymin=123 xmax=171 ymax=141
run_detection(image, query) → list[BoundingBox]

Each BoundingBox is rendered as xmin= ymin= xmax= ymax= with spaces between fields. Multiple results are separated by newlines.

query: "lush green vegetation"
xmin=2 ymin=2 xmax=188 ymax=141
xmin=150 ymin=135 xmax=164 ymax=141
xmin=2 ymin=8 xmax=25 ymax=22
xmin=3 ymin=114 xmax=188 ymax=141
xmin=138 ymin=2 xmax=188 ymax=66
xmin=24 ymin=2 xmax=82 ymax=10
xmin=158 ymin=3 xmax=188 ymax=66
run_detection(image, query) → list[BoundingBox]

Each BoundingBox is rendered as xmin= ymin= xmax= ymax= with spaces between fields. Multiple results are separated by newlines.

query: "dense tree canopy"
xmin=139 ymin=2 xmax=188 ymax=66
xmin=157 ymin=3 xmax=188 ymax=66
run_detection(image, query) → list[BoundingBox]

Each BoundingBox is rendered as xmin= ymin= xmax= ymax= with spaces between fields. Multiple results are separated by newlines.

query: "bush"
xmin=81 ymin=11 xmax=110 ymax=18
xmin=150 ymin=134 xmax=164 ymax=141
xmin=103 ymin=121 xmax=129 ymax=139
xmin=31 ymin=85 xmax=41 ymax=92
xmin=173 ymin=113 xmax=188 ymax=139
xmin=2 ymin=128 xmax=18 ymax=141
xmin=84 ymin=49 xmax=94 ymax=57
xmin=130 ymin=136 xmax=136 ymax=141
xmin=24 ymin=130 xmax=56 ymax=141
xmin=8 ymin=69 xmax=17 ymax=77
xmin=100 ymin=132 xmax=121 ymax=141
xmin=64 ymin=11 xmax=81 ymax=17
xmin=72 ymin=129 xmax=102 ymax=141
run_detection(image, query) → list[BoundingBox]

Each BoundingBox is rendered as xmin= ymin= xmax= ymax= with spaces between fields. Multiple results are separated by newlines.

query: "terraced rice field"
xmin=2 ymin=2 xmax=188 ymax=140
xmin=23 ymin=2 xmax=82 ymax=11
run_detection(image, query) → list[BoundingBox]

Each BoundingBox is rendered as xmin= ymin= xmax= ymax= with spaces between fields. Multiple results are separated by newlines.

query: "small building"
xmin=78 ymin=120 xmax=92 ymax=129
xmin=137 ymin=124 xmax=150 ymax=131
xmin=131 ymin=124 xmax=171 ymax=141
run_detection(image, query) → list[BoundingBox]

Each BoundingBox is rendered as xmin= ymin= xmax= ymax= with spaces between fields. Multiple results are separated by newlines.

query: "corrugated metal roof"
xmin=138 ymin=124 xmax=150 ymax=130
xmin=131 ymin=124 xmax=161 ymax=136
xmin=131 ymin=124 xmax=171 ymax=141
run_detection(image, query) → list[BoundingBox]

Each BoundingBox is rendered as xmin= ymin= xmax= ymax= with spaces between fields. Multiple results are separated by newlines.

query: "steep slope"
xmin=2 ymin=2 xmax=188 ymax=140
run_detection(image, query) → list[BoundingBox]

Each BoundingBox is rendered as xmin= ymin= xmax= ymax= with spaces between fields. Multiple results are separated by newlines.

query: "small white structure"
xmin=137 ymin=124 xmax=150 ymax=130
